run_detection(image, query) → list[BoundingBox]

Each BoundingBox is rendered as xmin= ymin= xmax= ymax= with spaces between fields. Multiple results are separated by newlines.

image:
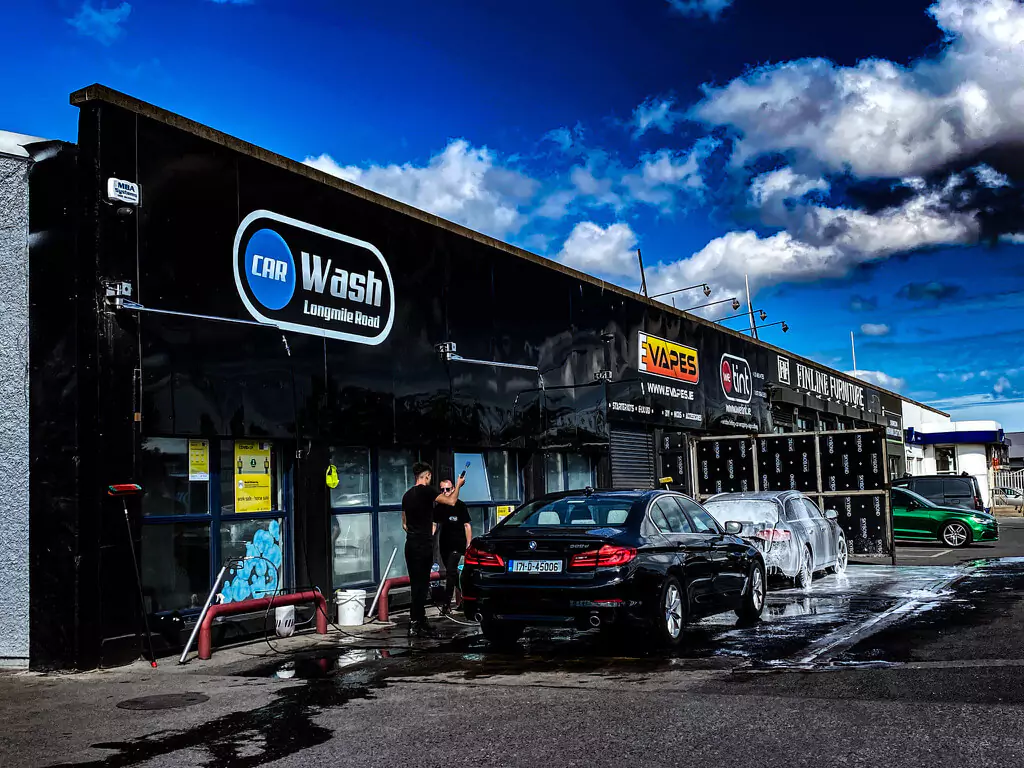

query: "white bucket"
xmin=275 ymin=606 xmax=295 ymax=638
xmin=335 ymin=589 xmax=367 ymax=626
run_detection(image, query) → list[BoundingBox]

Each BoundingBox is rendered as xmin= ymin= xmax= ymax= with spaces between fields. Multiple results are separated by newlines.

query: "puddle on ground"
xmin=52 ymin=561 xmax=1022 ymax=768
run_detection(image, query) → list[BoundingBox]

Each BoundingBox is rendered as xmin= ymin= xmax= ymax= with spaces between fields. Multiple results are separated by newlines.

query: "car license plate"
xmin=508 ymin=559 xmax=562 ymax=574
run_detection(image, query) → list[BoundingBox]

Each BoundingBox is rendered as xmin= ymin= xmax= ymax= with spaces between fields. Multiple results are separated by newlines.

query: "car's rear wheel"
xmin=736 ymin=559 xmax=766 ymax=623
xmin=830 ymin=538 xmax=848 ymax=575
xmin=941 ymin=521 xmax=972 ymax=548
xmin=795 ymin=547 xmax=813 ymax=590
xmin=654 ymin=576 xmax=687 ymax=648
xmin=480 ymin=615 xmax=524 ymax=650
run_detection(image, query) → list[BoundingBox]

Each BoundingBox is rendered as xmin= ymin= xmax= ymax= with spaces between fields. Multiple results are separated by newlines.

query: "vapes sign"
xmin=233 ymin=210 xmax=395 ymax=344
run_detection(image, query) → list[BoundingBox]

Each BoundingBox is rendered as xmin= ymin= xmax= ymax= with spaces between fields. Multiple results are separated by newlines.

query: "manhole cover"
xmin=116 ymin=692 xmax=210 ymax=711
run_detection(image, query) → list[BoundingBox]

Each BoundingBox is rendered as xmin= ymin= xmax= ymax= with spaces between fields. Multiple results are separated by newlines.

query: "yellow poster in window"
xmin=496 ymin=505 xmax=514 ymax=521
xmin=234 ymin=441 xmax=272 ymax=513
xmin=188 ymin=439 xmax=210 ymax=481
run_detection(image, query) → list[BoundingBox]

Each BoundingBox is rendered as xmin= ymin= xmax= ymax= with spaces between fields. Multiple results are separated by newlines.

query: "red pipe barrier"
xmin=197 ymin=590 xmax=328 ymax=660
xmin=378 ymin=572 xmax=442 ymax=622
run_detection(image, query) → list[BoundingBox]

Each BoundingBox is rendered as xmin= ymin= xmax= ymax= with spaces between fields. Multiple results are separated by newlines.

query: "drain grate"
xmin=116 ymin=692 xmax=210 ymax=711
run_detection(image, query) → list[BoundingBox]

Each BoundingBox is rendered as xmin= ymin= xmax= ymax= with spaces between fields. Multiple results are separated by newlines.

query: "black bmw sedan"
xmin=461 ymin=489 xmax=766 ymax=648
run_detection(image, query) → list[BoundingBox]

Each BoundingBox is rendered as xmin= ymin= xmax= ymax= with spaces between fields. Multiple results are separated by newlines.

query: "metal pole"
xmin=745 ymin=273 xmax=757 ymax=339
xmin=367 ymin=547 xmax=398 ymax=621
xmin=179 ymin=562 xmax=230 ymax=664
xmin=637 ymin=249 xmax=649 ymax=298
xmin=851 ymin=331 xmax=858 ymax=378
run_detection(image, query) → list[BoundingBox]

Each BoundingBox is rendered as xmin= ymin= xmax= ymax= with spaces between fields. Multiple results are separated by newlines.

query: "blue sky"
xmin=5 ymin=0 xmax=1024 ymax=429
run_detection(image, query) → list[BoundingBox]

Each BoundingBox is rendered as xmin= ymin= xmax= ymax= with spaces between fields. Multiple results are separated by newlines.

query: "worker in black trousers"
xmin=402 ymin=462 xmax=465 ymax=637
xmin=436 ymin=479 xmax=473 ymax=615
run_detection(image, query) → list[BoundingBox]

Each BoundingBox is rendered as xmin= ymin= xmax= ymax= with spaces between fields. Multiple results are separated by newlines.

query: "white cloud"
xmin=622 ymin=139 xmax=717 ymax=210
xmin=666 ymin=0 xmax=734 ymax=21
xmin=975 ymin=164 xmax=1011 ymax=188
xmin=67 ymin=2 xmax=131 ymax=45
xmin=845 ymin=369 xmax=907 ymax=391
xmin=631 ymin=97 xmax=684 ymax=138
xmin=304 ymin=139 xmax=538 ymax=240
xmin=994 ymin=376 xmax=1013 ymax=394
xmin=647 ymin=187 xmax=977 ymax=310
xmin=557 ymin=222 xmax=639 ymax=278
xmin=860 ymin=323 xmax=891 ymax=336
xmin=694 ymin=0 xmax=1024 ymax=178
xmin=748 ymin=167 xmax=830 ymax=223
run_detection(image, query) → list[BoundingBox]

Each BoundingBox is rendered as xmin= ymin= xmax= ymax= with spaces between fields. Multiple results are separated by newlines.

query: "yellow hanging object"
xmin=325 ymin=464 xmax=340 ymax=489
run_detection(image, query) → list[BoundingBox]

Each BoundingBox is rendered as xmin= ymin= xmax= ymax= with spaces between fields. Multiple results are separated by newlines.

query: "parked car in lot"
xmin=993 ymin=487 xmax=1024 ymax=510
xmin=891 ymin=474 xmax=985 ymax=512
xmin=460 ymin=489 xmax=766 ymax=648
xmin=702 ymin=491 xmax=848 ymax=590
xmin=891 ymin=486 xmax=999 ymax=547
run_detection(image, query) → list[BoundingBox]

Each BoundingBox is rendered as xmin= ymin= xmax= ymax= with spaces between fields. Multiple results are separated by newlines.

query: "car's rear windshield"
xmin=703 ymin=499 xmax=780 ymax=524
xmin=499 ymin=496 xmax=634 ymax=528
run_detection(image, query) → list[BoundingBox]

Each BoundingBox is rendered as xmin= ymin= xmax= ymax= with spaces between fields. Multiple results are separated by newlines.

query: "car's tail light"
xmin=464 ymin=546 xmax=505 ymax=568
xmin=569 ymin=545 xmax=637 ymax=568
xmin=755 ymin=529 xmax=791 ymax=542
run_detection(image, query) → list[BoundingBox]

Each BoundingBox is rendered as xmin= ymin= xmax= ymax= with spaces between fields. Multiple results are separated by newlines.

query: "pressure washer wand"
xmin=121 ymin=498 xmax=159 ymax=668
xmin=109 ymin=484 xmax=158 ymax=668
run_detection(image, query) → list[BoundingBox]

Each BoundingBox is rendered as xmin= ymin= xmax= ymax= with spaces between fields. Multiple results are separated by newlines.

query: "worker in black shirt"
xmin=436 ymin=479 xmax=472 ymax=615
xmin=402 ymin=462 xmax=464 ymax=637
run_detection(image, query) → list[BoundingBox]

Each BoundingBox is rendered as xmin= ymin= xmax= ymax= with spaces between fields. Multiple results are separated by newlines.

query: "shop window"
xmin=566 ymin=455 xmax=595 ymax=489
xmin=935 ymin=446 xmax=957 ymax=473
xmin=140 ymin=523 xmax=211 ymax=613
xmin=379 ymin=448 xmax=419 ymax=505
xmin=796 ymin=416 xmax=812 ymax=432
xmin=545 ymin=454 xmax=566 ymax=493
xmin=328 ymin=447 xmax=371 ymax=508
xmin=376 ymin=510 xmax=409 ymax=581
xmin=465 ymin=506 xmax=491 ymax=540
xmin=219 ymin=440 xmax=282 ymax=515
xmin=218 ymin=518 xmax=284 ymax=603
xmin=332 ymin=512 xmax=374 ymax=587
xmin=141 ymin=438 xmax=210 ymax=516
xmin=545 ymin=453 xmax=596 ymax=493
xmin=484 ymin=451 xmax=519 ymax=501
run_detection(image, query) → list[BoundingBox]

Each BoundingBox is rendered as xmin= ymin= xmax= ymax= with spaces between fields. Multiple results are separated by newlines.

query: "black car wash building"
xmin=16 ymin=85 xmax=921 ymax=669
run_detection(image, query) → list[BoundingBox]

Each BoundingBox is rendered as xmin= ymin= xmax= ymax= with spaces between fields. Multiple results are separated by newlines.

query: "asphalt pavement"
xmin=5 ymin=550 xmax=1024 ymax=767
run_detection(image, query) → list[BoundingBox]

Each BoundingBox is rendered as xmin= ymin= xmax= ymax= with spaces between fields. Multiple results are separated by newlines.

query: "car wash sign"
xmin=233 ymin=210 xmax=395 ymax=344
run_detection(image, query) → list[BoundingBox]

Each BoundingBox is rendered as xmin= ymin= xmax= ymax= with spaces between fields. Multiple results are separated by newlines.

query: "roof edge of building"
xmin=68 ymin=83 xmax=946 ymax=418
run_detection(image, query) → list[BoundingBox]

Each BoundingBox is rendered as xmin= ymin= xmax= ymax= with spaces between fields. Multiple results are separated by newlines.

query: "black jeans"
xmin=405 ymin=535 xmax=434 ymax=624
xmin=442 ymin=549 xmax=464 ymax=605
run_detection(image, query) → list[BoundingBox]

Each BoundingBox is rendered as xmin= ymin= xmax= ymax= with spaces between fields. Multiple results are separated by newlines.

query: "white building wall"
xmin=956 ymin=445 xmax=990 ymax=504
xmin=0 ymin=148 xmax=31 ymax=668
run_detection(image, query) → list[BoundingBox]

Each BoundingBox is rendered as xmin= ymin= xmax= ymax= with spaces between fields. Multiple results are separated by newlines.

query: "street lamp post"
xmin=718 ymin=309 xmax=767 ymax=324
xmin=740 ymin=320 xmax=789 ymax=334
xmin=682 ymin=297 xmax=741 ymax=313
xmin=650 ymin=282 xmax=712 ymax=300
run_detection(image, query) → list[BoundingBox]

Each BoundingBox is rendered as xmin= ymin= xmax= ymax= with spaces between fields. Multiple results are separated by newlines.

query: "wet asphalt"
xmin=6 ymin=553 xmax=1024 ymax=768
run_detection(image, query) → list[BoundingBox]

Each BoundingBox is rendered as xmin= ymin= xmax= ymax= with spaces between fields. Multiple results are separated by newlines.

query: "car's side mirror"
xmin=907 ymin=500 xmax=918 ymax=510
xmin=724 ymin=521 xmax=743 ymax=535
xmin=824 ymin=509 xmax=838 ymax=520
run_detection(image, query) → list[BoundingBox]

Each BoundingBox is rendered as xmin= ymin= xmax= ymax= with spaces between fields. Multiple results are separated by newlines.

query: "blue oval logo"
xmin=244 ymin=228 xmax=296 ymax=311
xmin=529 ymin=541 xmax=537 ymax=550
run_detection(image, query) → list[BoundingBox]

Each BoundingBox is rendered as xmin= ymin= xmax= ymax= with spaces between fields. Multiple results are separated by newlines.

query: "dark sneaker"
xmin=439 ymin=603 xmax=452 ymax=617
xmin=411 ymin=621 xmax=437 ymax=639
